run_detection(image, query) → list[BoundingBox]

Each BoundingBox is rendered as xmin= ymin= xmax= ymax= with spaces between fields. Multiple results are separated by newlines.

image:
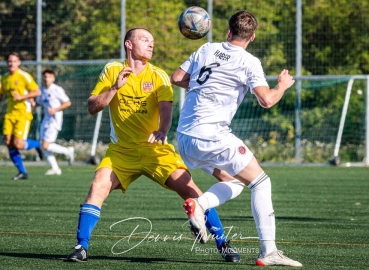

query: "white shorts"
xmin=40 ymin=122 xmax=59 ymax=142
xmin=177 ymin=132 xmax=254 ymax=176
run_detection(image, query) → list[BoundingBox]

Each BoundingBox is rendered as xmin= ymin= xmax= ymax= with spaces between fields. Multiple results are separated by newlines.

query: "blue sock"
xmin=205 ymin=208 xmax=226 ymax=249
xmin=23 ymin=139 xmax=40 ymax=150
xmin=9 ymin=149 xmax=27 ymax=174
xmin=77 ymin=204 xmax=101 ymax=250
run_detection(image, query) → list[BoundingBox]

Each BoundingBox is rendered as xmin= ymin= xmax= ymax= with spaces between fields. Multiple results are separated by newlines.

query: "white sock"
xmin=47 ymin=143 xmax=70 ymax=155
xmin=248 ymin=171 xmax=277 ymax=255
xmin=44 ymin=150 xmax=60 ymax=171
xmin=197 ymin=180 xmax=245 ymax=210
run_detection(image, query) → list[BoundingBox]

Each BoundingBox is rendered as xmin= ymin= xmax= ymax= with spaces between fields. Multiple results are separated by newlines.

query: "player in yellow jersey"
xmin=67 ymin=28 xmax=240 ymax=263
xmin=0 ymin=52 xmax=43 ymax=180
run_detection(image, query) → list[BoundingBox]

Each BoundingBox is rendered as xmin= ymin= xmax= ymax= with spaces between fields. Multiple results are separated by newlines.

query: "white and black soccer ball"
xmin=178 ymin=6 xmax=211 ymax=40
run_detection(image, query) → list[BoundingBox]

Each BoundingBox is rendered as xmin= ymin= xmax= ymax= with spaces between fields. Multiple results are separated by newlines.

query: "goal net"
xmin=0 ymin=65 xmax=367 ymax=165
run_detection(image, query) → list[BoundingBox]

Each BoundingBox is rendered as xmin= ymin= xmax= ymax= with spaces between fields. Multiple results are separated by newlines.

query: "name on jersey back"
xmin=214 ymin=50 xmax=230 ymax=61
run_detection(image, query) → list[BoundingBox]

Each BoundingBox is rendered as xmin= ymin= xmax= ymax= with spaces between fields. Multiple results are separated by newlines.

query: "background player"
xmin=35 ymin=69 xmax=74 ymax=175
xmin=66 ymin=28 xmax=240 ymax=263
xmin=0 ymin=52 xmax=43 ymax=180
xmin=171 ymin=11 xmax=302 ymax=267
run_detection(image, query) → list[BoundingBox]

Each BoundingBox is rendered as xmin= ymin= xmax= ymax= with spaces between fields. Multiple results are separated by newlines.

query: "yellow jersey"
xmin=91 ymin=60 xmax=173 ymax=148
xmin=0 ymin=68 xmax=39 ymax=120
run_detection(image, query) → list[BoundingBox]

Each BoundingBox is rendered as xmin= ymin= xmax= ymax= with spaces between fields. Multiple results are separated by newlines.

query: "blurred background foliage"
xmin=0 ymin=0 xmax=368 ymax=163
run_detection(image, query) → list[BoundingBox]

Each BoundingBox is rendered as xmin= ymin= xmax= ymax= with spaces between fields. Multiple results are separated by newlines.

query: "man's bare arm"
xmin=253 ymin=69 xmax=295 ymax=108
xmin=147 ymin=101 xmax=173 ymax=144
xmin=88 ymin=67 xmax=133 ymax=115
xmin=170 ymin=68 xmax=191 ymax=89
xmin=88 ymin=88 xmax=118 ymax=115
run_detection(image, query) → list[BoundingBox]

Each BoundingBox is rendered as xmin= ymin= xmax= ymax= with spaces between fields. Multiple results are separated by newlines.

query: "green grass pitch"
xmin=0 ymin=165 xmax=368 ymax=269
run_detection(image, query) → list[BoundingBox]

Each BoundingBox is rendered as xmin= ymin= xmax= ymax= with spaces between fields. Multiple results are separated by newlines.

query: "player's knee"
xmin=4 ymin=138 xmax=12 ymax=147
xmin=213 ymin=168 xmax=234 ymax=181
xmin=89 ymin=171 xmax=119 ymax=200
xmin=13 ymin=139 xmax=24 ymax=150
xmin=86 ymin=181 xmax=110 ymax=204
xmin=167 ymin=171 xmax=203 ymax=199
xmin=167 ymin=169 xmax=191 ymax=188
xmin=42 ymin=141 xmax=49 ymax=150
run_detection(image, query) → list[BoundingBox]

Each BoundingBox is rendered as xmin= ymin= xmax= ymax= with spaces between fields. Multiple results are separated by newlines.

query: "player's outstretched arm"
xmin=88 ymin=91 xmax=117 ymax=115
xmin=253 ymin=69 xmax=295 ymax=108
xmin=170 ymin=68 xmax=191 ymax=89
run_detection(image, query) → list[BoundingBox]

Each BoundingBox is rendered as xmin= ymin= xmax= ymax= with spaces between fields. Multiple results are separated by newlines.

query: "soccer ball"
xmin=178 ymin=6 xmax=211 ymax=40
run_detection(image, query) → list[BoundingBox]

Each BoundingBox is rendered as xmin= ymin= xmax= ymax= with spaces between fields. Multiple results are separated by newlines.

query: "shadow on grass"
xmin=145 ymin=215 xmax=336 ymax=222
xmin=275 ymin=216 xmax=336 ymax=222
xmin=216 ymin=216 xmax=336 ymax=222
xmin=0 ymin=252 xmax=234 ymax=265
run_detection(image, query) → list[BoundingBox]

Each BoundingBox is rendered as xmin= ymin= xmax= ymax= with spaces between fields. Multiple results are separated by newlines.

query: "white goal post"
xmin=326 ymin=75 xmax=369 ymax=166
xmin=88 ymin=110 xmax=103 ymax=165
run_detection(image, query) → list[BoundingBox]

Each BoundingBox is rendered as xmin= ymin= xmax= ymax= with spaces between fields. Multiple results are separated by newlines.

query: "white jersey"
xmin=177 ymin=42 xmax=269 ymax=141
xmin=36 ymin=83 xmax=70 ymax=131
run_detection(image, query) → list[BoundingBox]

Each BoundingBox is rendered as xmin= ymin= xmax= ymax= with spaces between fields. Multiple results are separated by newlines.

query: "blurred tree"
xmin=0 ymin=0 xmax=37 ymax=60
xmin=1 ymin=0 xmax=368 ymax=75
xmin=302 ymin=0 xmax=369 ymax=75
xmin=0 ymin=0 xmax=368 ymax=160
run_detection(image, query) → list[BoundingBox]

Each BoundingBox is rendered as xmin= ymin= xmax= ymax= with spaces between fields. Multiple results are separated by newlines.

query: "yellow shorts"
xmin=3 ymin=114 xmax=32 ymax=140
xmin=96 ymin=143 xmax=189 ymax=193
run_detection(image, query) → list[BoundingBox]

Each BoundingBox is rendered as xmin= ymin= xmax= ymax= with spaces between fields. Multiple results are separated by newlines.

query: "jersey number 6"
xmin=196 ymin=62 xmax=220 ymax=85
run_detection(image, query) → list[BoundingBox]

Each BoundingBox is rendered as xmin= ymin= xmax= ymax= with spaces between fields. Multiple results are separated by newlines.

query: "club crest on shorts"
xmin=238 ymin=146 xmax=246 ymax=154
xmin=143 ymin=82 xmax=153 ymax=92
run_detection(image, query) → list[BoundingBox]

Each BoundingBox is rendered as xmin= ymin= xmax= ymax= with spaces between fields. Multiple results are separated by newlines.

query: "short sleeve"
xmin=180 ymin=51 xmax=196 ymax=75
xmin=91 ymin=61 xmax=123 ymax=96
xmin=56 ymin=86 xmax=70 ymax=103
xmin=246 ymin=58 xmax=269 ymax=92
xmin=180 ymin=43 xmax=209 ymax=75
xmin=24 ymin=73 xmax=39 ymax=91
xmin=155 ymin=69 xmax=173 ymax=102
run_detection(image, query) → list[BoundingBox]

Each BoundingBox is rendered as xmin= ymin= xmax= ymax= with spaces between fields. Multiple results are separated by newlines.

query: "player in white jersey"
xmin=36 ymin=69 xmax=74 ymax=175
xmin=171 ymin=11 xmax=302 ymax=267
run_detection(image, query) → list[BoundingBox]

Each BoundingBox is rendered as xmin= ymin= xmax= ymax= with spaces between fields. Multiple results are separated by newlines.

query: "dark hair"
xmin=6 ymin=52 xmax=21 ymax=61
xmin=123 ymin=28 xmax=152 ymax=56
xmin=42 ymin=69 xmax=55 ymax=76
xmin=228 ymin=11 xmax=258 ymax=41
